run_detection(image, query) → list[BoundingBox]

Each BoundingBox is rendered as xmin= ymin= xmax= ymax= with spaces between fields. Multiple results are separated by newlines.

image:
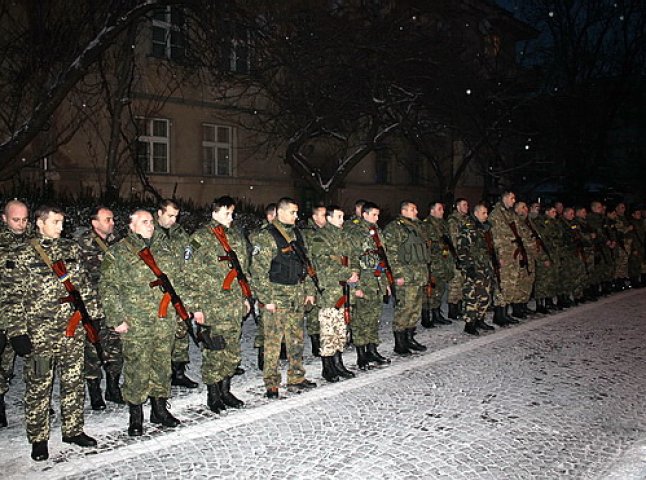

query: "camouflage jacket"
xmin=560 ymin=218 xmax=586 ymax=258
xmin=308 ymin=223 xmax=355 ymax=307
xmin=383 ymin=216 xmax=429 ymax=286
xmin=447 ymin=211 xmax=468 ymax=246
xmin=345 ymin=219 xmax=388 ymax=291
xmin=4 ymin=234 xmax=98 ymax=354
xmin=0 ymin=224 xmax=33 ymax=330
xmin=99 ymin=231 xmax=185 ymax=328
xmin=249 ymin=220 xmax=314 ymax=305
xmin=183 ymin=220 xmax=251 ymax=315
xmin=457 ymin=216 xmax=493 ymax=278
xmin=422 ymin=216 xmax=455 ymax=279
xmin=76 ymin=230 xmax=118 ymax=287
xmin=489 ymin=201 xmax=520 ymax=259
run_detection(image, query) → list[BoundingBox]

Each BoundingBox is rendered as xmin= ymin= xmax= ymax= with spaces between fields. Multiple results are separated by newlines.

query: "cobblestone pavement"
xmin=2 ymin=290 xmax=646 ymax=479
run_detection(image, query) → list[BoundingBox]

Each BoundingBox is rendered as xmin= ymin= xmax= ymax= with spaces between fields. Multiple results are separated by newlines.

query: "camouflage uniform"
xmin=627 ymin=217 xmax=645 ymax=282
xmin=559 ymin=218 xmax=587 ymax=300
xmin=457 ymin=216 xmax=493 ymax=327
xmin=308 ymin=223 xmax=355 ymax=357
xmin=614 ymin=214 xmax=633 ymax=283
xmin=247 ymin=220 xmax=271 ymax=350
xmin=588 ymin=212 xmax=614 ymax=289
xmin=446 ymin=211 xmax=468 ymax=307
xmin=77 ymin=231 xmax=122 ymax=384
xmin=300 ymin=220 xmax=322 ymax=339
xmin=0 ymin=224 xmax=32 ymax=401
xmin=489 ymin=202 xmax=527 ymax=307
xmin=5 ymin=234 xmax=98 ymax=444
xmin=515 ymin=215 xmax=537 ymax=306
xmin=575 ymin=217 xmax=597 ymax=296
xmin=345 ymin=219 xmax=387 ymax=347
xmin=184 ymin=220 xmax=248 ymax=385
xmin=250 ymin=221 xmax=314 ymax=390
xmin=533 ymin=215 xmax=561 ymax=302
xmin=99 ymin=232 xmax=178 ymax=405
xmin=153 ymin=222 xmax=192 ymax=366
xmin=421 ymin=216 xmax=455 ymax=311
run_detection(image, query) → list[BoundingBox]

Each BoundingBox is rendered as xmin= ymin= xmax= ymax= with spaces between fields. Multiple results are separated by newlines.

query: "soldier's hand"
xmin=348 ymin=272 xmax=359 ymax=283
xmin=305 ymin=295 xmax=316 ymax=305
xmin=10 ymin=334 xmax=32 ymax=356
xmin=193 ymin=311 xmax=205 ymax=325
xmin=114 ymin=321 xmax=129 ymax=334
xmin=355 ymin=289 xmax=365 ymax=298
xmin=265 ymin=303 xmax=277 ymax=313
xmin=396 ymin=277 xmax=405 ymax=286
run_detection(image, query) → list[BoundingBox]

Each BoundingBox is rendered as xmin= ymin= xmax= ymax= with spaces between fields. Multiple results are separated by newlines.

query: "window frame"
xmin=137 ymin=117 xmax=171 ymax=174
xmin=201 ymin=123 xmax=234 ymax=177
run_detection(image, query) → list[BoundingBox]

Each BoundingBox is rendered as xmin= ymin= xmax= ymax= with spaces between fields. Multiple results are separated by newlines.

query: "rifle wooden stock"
xmin=508 ymin=221 xmax=530 ymax=273
xmin=212 ymin=225 xmax=261 ymax=322
xmin=334 ymin=281 xmax=352 ymax=325
xmin=369 ymin=228 xmax=397 ymax=303
xmin=52 ymin=260 xmax=103 ymax=362
xmin=137 ymin=247 xmax=199 ymax=346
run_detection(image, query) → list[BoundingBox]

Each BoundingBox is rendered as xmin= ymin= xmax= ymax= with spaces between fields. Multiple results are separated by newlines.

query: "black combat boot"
xmin=150 ymin=397 xmax=180 ymax=427
xmin=511 ymin=303 xmax=527 ymax=319
xmin=421 ymin=307 xmax=435 ymax=328
xmin=535 ymin=298 xmax=548 ymax=314
xmin=356 ymin=345 xmax=370 ymax=370
xmin=207 ymin=383 xmax=226 ymax=413
xmin=504 ymin=305 xmax=520 ymax=324
xmin=127 ymin=403 xmax=143 ymax=436
xmin=104 ymin=372 xmax=124 ymax=404
xmin=62 ymin=432 xmax=97 ymax=447
xmin=448 ymin=303 xmax=459 ymax=320
xmin=171 ymin=362 xmax=198 ymax=389
xmin=0 ymin=394 xmax=6 ymax=428
xmin=310 ymin=334 xmax=321 ymax=357
xmin=31 ymin=441 xmax=49 ymax=461
xmin=321 ymin=356 xmax=340 ymax=383
xmin=393 ymin=331 xmax=412 ymax=356
xmin=544 ymin=297 xmax=557 ymax=311
xmin=332 ymin=351 xmax=355 ymax=378
xmin=367 ymin=343 xmax=390 ymax=364
xmin=406 ymin=328 xmax=427 ymax=351
xmin=475 ymin=319 xmax=495 ymax=331
xmin=219 ymin=376 xmax=244 ymax=408
xmin=464 ymin=321 xmax=479 ymax=336
xmin=493 ymin=306 xmax=509 ymax=327
xmin=432 ymin=308 xmax=452 ymax=325
xmin=87 ymin=379 xmax=106 ymax=411
xmin=234 ymin=365 xmax=245 ymax=376
xmin=257 ymin=346 xmax=264 ymax=371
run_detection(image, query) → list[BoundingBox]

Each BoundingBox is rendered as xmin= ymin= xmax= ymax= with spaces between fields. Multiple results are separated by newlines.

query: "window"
xmin=202 ymin=124 xmax=233 ymax=176
xmin=137 ymin=118 xmax=170 ymax=174
xmin=220 ymin=21 xmax=252 ymax=74
xmin=375 ymin=153 xmax=390 ymax=184
xmin=151 ymin=7 xmax=185 ymax=61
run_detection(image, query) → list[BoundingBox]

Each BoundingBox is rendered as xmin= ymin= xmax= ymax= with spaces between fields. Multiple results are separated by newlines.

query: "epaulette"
xmin=190 ymin=237 xmax=202 ymax=251
xmin=352 ymin=218 xmax=360 ymax=224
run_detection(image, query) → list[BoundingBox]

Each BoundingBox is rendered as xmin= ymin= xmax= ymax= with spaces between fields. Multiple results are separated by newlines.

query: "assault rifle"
xmin=137 ymin=247 xmax=221 ymax=350
xmin=425 ymin=263 xmax=436 ymax=298
xmin=508 ymin=221 xmax=530 ymax=273
xmin=484 ymin=229 xmax=502 ymax=289
xmin=524 ymin=218 xmax=552 ymax=262
xmin=53 ymin=260 xmax=104 ymax=364
xmin=212 ymin=225 xmax=260 ymax=323
xmin=441 ymin=233 xmax=459 ymax=265
xmin=368 ymin=228 xmax=397 ymax=304
xmin=334 ymin=281 xmax=352 ymax=325
xmin=281 ymin=234 xmax=325 ymax=295
xmin=571 ymin=226 xmax=590 ymax=275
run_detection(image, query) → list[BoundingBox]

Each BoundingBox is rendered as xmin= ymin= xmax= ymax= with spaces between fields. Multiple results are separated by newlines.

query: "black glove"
xmin=0 ymin=330 xmax=6 ymax=355
xmin=10 ymin=334 xmax=33 ymax=356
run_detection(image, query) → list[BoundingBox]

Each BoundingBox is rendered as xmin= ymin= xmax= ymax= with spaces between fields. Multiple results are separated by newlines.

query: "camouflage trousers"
xmin=462 ymin=273 xmax=492 ymax=323
xmin=535 ymin=256 xmax=559 ymax=299
xmin=84 ymin=317 xmax=123 ymax=380
xmin=201 ymin=304 xmax=244 ymax=384
xmin=263 ymin=286 xmax=308 ymax=389
xmin=628 ymin=250 xmax=644 ymax=278
xmin=352 ymin=276 xmax=383 ymax=347
xmin=517 ymin=262 xmax=535 ymax=303
xmin=393 ymin=285 xmax=424 ymax=332
xmin=305 ymin=304 xmax=320 ymax=336
xmin=254 ymin=311 xmax=264 ymax=348
xmin=319 ymin=308 xmax=346 ymax=357
xmin=614 ymin=240 xmax=632 ymax=279
xmin=171 ymin=316 xmax=190 ymax=364
xmin=24 ymin=339 xmax=85 ymax=443
xmin=447 ymin=268 xmax=464 ymax=304
xmin=0 ymin=336 xmax=15 ymax=396
xmin=559 ymin=252 xmax=586 ymax=298
xmin=494 ymin=256 xmax=524 ymax=306
xmin=120 ymin=316 xmax=175 ymax=405
xmin=425 ymin=276 xmax=447 ymax=310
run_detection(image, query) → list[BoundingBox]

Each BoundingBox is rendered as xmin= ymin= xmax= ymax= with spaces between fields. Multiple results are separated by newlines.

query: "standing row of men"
xmin=1 ymin=194 xmax=644 ymax=462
